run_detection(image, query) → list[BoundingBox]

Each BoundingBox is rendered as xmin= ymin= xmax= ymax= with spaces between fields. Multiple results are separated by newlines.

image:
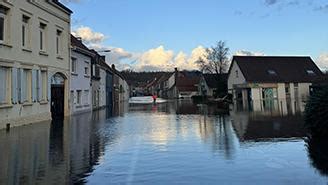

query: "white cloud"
xmin=234 ymin=50 xmax=266 ymax=56
xmin=316 ymin=53 xmax=328 ymax=71
xmin=71 ymin=26 xmax=134 ymax=69
xmin=72 ymin=26 xmax=106 ymax=44
xmin=135 ymin=46 xmax=174 ymax=71
xmin=133 ymin=45 xmax=207 ymax=72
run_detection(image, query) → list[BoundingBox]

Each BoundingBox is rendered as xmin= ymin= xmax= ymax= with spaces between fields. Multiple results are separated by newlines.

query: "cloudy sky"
xmin=64 ymin=0 xmax=328 ymax=71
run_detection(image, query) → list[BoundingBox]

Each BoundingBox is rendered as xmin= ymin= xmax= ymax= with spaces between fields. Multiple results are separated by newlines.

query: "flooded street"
xmin=0 ymin=101 xmax=327 ymax=185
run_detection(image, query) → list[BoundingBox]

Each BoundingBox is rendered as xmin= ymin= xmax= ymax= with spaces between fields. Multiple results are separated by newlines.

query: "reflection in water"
xmin=231 ymin=111 xmax=306 ymax=142
xmin=234 ymin=98 xmax=305 ymax=116
xmin=0 ymin=101 xmax=327 ymax=184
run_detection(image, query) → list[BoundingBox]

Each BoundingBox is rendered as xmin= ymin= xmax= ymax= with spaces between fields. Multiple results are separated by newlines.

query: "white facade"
xmin=228 ymin=61 xmax=312 ymax=113
xmin=0 ymin=0 xmax=71 ymax=129
xmin=227 ymin=61 xmax=246 ymax=92
xmin=70 ymin=50 xmax=92 ymax=115
xmin=118 ymin=77 xmax=129 ymax=102
xmin=99 ymin=67 xmax=107 ymax=108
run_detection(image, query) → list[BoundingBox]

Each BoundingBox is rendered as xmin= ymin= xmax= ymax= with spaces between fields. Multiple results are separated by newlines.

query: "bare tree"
xmin=195 ymin=57 xmax=210 ymax=73
xmin=202 ymin=41 xmax=230 ymax=75
xmin=196 ymin=41 xmax=230 ymax=98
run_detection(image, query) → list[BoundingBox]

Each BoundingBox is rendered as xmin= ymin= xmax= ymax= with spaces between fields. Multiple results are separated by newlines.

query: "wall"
xmin=99 ymin=68 xmax=107 ymax=108
xmin=227 ymin=61 xmax=246 ymax=92
xmin=70 ymin=50 xmax=92 ymax=115
xmin=0 ymin=0 xmax=70 ymax=129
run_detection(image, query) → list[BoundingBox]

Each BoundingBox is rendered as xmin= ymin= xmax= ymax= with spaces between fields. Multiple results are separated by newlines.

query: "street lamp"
xmin=96 ymin=49 xmax=111 ymax=53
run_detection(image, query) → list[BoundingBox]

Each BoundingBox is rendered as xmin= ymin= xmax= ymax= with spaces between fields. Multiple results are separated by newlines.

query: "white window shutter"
xmin=11 ymin=68 xmax=18 ymax=104
xmin=32 ymin=69 xmax=37 ymax=102
xmin=37 ymin=70 xmax=42 ymax=102
xmin=0 ymin=68 xmax=6 ymax=104
xmin=20 ymin=69 xmax=25 ymax=103
xmin=47 ymin=73 xmax=51 ymax=101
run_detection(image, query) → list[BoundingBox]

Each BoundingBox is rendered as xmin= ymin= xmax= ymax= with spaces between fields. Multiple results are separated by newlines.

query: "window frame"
xmin=0 ymin=12 xmax=5 ymax=44
xmin=84 ymin=66 xmax=89 ymax=76
xmin=0 ymin=66 xmax=10 ymax=105
xmin=39 ymin=23 xmax=47 ymax=51
xmin=56 ymin=29 xmax=63 ymax=55
xmin=22 ymin=15 xmax=30 ymax=48
xmin=76 ymin=90 xmax=82 ymax=105
xmin=71 ymin=57 xmax=77 ymax=74
xmin=84 ymin=90 xmax=89 ymax=105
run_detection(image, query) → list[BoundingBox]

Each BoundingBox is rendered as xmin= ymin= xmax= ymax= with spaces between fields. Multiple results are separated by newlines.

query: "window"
xmin=70 ymin=91 xmax=74 ymax=105
xmin=0 ymin=67 xmax=9 ymax=105
xmin=285 ymin=83 xmax=290 ymax=95
xmin=22 ymin=15 xmax=30 ymax=48
xmin=84 ymin=66 xmax=89 ymax=76
xmin=235 ymin=70 xmax=239 ymax=78
xmin=306 ymin=70 xmax=315 ymax=75
xmin=267 ymin=70 xmax=277 ymax=75
xmin=0 ymin=6 xmax=7 ymax=43
xmin=22 ymin=69 xmax=32 ymax=103
xmin=39 ymin=23 xmax=47 ymax=51
xmin=71 ymin=57 xmax=77 ymax=73
xmin=84 ymin=90 xmax=89 ymax=105
xmin=56 ymin=30 xmax=62 ymax=55
xmin=77 ymin=90 xmax=81 ymax=105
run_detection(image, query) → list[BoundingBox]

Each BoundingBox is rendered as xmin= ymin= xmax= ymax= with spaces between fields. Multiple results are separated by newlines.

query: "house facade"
xmin=228 ymin=56 xmax=324 ymax=113
xmin=70 ymin=35 xmax=93 ymax=115
xmin=90 ymin=51 xmax=115 ymax=110
xmin=148 ymin=69 xmax=201 ymax=99
xmin=111 ymin=64 xmax=129 ymax=102
xmin=198 ymin=74 xmax=228 ymax=97
xmin=0 ymin=0 xmax=71 ymax=129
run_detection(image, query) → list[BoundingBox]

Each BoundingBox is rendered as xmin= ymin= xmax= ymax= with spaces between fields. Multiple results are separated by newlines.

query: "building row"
xmin=0 ymin=0 xmax=129 ymax=129
xmin=142 ymin=56 xmax=327 ymax=113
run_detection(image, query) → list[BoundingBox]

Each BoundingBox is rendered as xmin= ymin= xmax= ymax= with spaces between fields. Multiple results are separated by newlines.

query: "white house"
xmin=228 ymin=56 xmax=324 ymax=113
xmin=70 ymin=35 xmax=94 ymax=115
xmin=0 ymin=0 xmax=71 ymax=129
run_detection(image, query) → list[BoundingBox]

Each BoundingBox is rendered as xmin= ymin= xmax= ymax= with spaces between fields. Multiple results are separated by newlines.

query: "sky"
xmin=62 ymin=0 xmax=328 ymax=71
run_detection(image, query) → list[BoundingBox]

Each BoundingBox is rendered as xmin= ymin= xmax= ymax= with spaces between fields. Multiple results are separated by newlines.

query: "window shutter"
xmin=37 ymin=70 xmax=42 ymax=102
xmin=0 ymin=68 xmax=5 ymax=104
xmin=20 ymin=69 xmax=25 ymax=103
xmin=17 ymin=69 xmax=21 ymax=103
xmin=47 ymin=74 xmax=51 ymax=101
xmin=32 ymin=69 xmax=37 ymax=102
xmin=11 ymin=68 xmax=18 ymax=104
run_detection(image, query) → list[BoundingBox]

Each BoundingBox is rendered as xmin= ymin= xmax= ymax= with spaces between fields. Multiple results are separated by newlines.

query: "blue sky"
xmin=64 ymin=0 xmax=328 ymax=71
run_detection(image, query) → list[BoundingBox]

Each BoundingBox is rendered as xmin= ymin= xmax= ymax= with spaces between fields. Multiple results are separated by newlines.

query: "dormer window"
xmin=306 ymin=70 xmax=315 ymax=75
xmin=267 ymin=70 xmax=277 ymax=75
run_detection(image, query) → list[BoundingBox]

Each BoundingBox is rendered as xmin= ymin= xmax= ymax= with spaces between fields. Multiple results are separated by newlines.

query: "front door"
xmin=51 ymin=85 xmax=64 ymax=119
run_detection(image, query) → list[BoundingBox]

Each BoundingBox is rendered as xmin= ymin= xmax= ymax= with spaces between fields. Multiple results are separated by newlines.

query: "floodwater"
xmin=0 ymin=100 xmax=327 ymax=185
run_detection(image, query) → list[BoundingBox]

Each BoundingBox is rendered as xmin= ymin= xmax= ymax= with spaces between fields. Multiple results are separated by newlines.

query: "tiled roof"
xmin=176 ymin=71 xmax=201 ymax=92
xmin=71 ymin=35 xmax=91 ymax=52
xmin=231 ymin=56 xmax=324 ymax=83
xmin=203 ymin=74 xmax=228 ymax=88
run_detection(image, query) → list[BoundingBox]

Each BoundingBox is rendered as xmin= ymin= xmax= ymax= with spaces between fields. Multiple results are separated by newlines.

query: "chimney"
xmin=112 ymin=64 xmax=116 ymax=70
xmin=174 ymin=67 xmax=178 ymax=73
xmin=100 ymin=55 xmax=106 ymax=61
